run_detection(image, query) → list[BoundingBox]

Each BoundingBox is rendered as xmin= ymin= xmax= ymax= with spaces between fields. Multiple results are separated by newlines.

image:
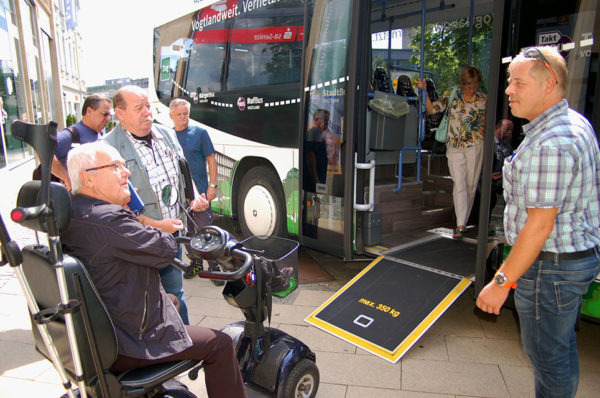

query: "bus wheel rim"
xmin=243 ymin=185 xmax=276 ymax=236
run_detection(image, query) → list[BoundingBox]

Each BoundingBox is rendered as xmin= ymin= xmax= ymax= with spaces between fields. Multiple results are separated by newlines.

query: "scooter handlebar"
xmin=172 ymin=249 xmax=253 ymax=281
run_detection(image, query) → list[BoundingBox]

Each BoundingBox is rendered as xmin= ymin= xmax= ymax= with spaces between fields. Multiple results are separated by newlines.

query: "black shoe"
xmin=184 ymin=260 xmax=203 ymax=279
xmin=208 ymin=263 xmax=224 ymax=286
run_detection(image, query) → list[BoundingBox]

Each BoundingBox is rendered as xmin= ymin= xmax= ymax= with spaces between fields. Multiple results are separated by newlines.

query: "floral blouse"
xmin=432 ymin=87 xmax=487 ymax=149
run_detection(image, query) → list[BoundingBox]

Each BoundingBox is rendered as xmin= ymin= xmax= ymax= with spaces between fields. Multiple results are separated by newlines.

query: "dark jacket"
xmin=61 ymin=194 xmax=192 ymax=360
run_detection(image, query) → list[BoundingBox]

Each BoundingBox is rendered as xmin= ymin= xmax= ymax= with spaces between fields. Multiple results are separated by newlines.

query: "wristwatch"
xmin=494 ymin=271 xmax=517 ymax=289
xmin=209 ymin=183 xmax=218 ymax=188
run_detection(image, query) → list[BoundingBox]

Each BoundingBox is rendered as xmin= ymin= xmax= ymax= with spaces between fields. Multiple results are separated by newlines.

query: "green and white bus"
xmin=153 ymin=0 xmax=599 ymax=303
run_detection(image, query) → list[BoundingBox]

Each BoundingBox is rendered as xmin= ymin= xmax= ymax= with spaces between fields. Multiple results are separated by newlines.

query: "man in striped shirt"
xmin=476 ymin=46 xmax=600 ymax=397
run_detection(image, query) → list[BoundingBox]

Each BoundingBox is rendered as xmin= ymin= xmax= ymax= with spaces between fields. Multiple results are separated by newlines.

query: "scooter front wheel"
xmin=282 ymin=358 xmax=319 ymax=398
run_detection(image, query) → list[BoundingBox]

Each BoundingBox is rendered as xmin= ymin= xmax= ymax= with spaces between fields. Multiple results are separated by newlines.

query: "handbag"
xmin=434 ymin=86 xmax=458 ymax=143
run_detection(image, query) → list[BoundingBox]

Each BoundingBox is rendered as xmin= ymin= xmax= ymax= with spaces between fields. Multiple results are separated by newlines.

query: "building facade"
xmin=0 ymin=0 xmax=84 ymax=170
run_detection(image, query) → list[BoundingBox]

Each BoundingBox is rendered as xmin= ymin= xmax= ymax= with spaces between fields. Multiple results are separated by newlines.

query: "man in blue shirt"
xmin=52 ymin=94 xmax=112 ymax=189
xmin=476 ymin=46 xmax=600 ymax=397
xmin=169 ymin=99 xmax=220 ymax=280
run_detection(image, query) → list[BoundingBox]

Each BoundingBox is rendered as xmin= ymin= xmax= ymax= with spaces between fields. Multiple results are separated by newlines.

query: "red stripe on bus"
xmin=193 ymin=29 xmax=228 ymax=43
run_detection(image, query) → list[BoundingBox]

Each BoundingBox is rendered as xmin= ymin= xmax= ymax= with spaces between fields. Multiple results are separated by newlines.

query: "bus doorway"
xmin=299 ymin=0 xmax=499 ymax=270
xmin=304 ymin=0 xmax=504 ymax=361
xmin=359 ymin=0 xmax=498 ymax=282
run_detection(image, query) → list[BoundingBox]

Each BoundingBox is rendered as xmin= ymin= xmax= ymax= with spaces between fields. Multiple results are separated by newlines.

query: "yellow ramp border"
xmin=305 ymin=256 xmax=472 ymax=363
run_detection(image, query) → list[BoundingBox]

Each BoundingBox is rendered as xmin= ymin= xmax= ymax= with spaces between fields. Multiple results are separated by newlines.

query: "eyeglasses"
xmin=523 ymin=47 xmax=558 ymax=85
xmin=97 ymin=110 xmax=111 ymax=117
xmin=85 ymin=161 xmax=126 ymax=172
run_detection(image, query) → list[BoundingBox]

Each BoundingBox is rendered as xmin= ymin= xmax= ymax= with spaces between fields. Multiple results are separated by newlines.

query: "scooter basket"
xmin=242 ymin=235 xmax=300 ymax=297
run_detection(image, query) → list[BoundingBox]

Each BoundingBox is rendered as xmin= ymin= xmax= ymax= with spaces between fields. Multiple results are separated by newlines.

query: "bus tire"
xmin=236 ymin=166 xmax=286 ymax=237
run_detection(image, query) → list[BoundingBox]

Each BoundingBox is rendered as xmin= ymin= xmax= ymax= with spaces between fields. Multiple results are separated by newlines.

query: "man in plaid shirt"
xmin=104 ymin=86 xmax=208 ymax=325
xmin=476 ymin=46 xmax=600 ymax=397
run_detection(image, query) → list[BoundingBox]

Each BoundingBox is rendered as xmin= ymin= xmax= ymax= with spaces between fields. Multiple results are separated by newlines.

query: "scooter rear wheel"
xmin=282 ymin=358 xmax=319 ymax=398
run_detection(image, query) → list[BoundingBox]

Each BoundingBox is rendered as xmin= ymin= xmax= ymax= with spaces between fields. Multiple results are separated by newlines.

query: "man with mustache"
xmin=476 ymin=46 xmax=600 ymax=397
xmin=104 ymin=86 xmax=208 ymax=325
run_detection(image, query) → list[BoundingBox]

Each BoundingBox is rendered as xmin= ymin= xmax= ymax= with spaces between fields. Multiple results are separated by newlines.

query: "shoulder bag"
xmin=434 ymin=86 xmax=458 ymax=143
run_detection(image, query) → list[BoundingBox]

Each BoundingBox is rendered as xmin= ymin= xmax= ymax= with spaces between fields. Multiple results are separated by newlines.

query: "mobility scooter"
xmin=0 ymin=120 xmax=319 ymax=397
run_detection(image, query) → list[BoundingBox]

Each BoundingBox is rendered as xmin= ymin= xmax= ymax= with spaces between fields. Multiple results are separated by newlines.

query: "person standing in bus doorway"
xmin=47 ymin=94 xmax=112 ymax=190
xmin=476 ymin=46 xmax=600 ymax=398
xmin=490 ymin=119 xmax=513 ymax=212
xmin=104 ymin=86 xmax=209 ymax=325
xmin=418 ymin=67 xmax=487 ymax=239
xmin=168 ymin=98 xmax=222 ymax=284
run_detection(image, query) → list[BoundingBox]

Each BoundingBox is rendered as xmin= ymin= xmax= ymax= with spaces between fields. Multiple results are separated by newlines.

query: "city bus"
xmin=152 ymin=0 xmax=599 ymax=330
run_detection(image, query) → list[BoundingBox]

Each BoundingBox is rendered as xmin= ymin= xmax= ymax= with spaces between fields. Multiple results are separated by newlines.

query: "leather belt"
xmin=537 ymin=248 xmax=595 ymax=261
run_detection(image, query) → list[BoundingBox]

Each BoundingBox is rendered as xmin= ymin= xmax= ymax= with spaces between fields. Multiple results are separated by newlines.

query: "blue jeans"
xmin=160 ymin=242 xmax=189 ymax=324
xmin=514 ymin=248 xmax=599 ymax=398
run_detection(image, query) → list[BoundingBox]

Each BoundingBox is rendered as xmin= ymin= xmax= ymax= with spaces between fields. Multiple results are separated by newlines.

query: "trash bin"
xmin=369 ymin=91 xmax=417 ymax=150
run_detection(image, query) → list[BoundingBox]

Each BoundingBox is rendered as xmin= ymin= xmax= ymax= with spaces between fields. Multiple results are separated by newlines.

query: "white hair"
xmin=67 ymin=142 xmax=124 ymax=194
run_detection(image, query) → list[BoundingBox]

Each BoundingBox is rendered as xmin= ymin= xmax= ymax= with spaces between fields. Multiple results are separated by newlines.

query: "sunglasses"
xmin=85 ymin=161 xmax=126 ymax=172
xmin=523 ymin=47 xmax=558 ymax=85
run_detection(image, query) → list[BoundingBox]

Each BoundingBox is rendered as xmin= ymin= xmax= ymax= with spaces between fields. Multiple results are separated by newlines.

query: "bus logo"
xmin=237 ymin=97 xmax=246 ymax=111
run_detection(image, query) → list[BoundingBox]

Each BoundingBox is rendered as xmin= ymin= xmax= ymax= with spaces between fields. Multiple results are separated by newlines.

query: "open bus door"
xmin=305 ymin=0 xmax=506 ymax=362
xmin=298 ymin=0 xmax=364 ymax=259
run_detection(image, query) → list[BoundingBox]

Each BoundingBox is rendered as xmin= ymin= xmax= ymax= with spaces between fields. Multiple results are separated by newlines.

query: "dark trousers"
xmin=111 ymin=325 xmax=247 ymax=398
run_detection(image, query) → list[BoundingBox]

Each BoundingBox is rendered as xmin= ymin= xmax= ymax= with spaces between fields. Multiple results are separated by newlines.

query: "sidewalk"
xmin=1 ymin=160 xmax=599 ymax=397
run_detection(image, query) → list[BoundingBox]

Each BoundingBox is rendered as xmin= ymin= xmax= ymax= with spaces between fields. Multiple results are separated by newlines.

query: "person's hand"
xmin=206 ymin=186 xmax=217 ymax=202
xmin=190 ymin=194 xmax=209 ymax=212
xmin=475 ymin=282 xmax=511 ymax=315
xmin=416 ymin=78 xmax=427 ymax=90
xmin=159 ymin=218 xmax=184 ymax=234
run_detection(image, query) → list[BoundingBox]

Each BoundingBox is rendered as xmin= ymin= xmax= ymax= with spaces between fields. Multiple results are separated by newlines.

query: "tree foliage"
xmin=408 ymin=15 xmax=493 ymax=95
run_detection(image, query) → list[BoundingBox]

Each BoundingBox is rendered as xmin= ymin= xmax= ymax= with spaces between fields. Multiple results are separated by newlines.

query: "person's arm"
xmin=416 ymin=78 xmax=434 ymax=115
xmin=476 ymin=207 xmax=558 ymax=314
xmin=51 ymin=155 xmax=72 ymax=190
xmin=205 ymin=153 xmax=218 ymax=202
xmin=138 ymin=213 xmax=184 ymax=234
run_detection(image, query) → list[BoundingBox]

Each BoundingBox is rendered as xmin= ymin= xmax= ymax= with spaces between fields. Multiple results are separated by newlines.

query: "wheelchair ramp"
xmin=305 ymin=239 xmax=472 ymax=363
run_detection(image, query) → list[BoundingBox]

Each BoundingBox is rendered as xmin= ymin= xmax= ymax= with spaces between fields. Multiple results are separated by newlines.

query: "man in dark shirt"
xmin=52 ymin=94 xmax=112 ymax=189
xmin=61 ymin=142 xmax=246 ymax=397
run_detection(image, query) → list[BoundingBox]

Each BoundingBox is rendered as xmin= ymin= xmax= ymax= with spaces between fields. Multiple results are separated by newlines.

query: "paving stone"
xmin=315 ymin=351 xmax=401 ymax=389
xmin=272 ymin=302 xmax=315 ymax=326
xmin=186 ymin=296 xmax=242 ymax=319
xmin=315 ymin=382 xmax=347 ymax=398
xmin=402 ymin=358 xmax=507 ymax=397
xmin=400 ymin=333 xmax=449 ymax=361
xmin=346 ymin=385 xmax=402 ymax=397
xmin=478 ymin=311 xmax=521 ymax=340
xmin=499 ymin=364 xmax=534 ymax=398
xmin=198 ymin=315 xmax=243 ymax=331
xmin=0 ymin=340 xmax=51 ymax=379
xmin=294 ymin=289 xmax=336 ymax=307
xmin=277 ymin=323 xmax=356 ymax=354
xmin=445 ymin=335 xmax=530 ymax=366
xmin=0 ymin=376 xmax=65 ymax=397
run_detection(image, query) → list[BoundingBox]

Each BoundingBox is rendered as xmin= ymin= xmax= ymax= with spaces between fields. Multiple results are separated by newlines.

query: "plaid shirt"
xmin=125 ymin=130 xmax=181 ymax=220
xmin=503 ymin=100 xmax=600 ymax=252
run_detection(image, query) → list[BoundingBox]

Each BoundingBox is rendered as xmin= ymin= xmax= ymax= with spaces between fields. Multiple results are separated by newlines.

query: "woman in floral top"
xmin=419 ymin=67 xmax=487 ymax=239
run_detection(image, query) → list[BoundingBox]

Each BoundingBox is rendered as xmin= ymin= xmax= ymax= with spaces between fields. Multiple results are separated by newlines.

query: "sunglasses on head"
xmin=523 ymin=47 xmax=558 ymax=85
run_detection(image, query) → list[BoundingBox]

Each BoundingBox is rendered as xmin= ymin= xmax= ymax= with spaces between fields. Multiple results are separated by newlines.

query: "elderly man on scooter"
xmin=60 ymin=141 xmax=247 ymax=398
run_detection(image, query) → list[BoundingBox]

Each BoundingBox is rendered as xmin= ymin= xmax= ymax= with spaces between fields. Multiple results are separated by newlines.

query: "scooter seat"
xmin=118 ymin=359 xmax=200 ymax=389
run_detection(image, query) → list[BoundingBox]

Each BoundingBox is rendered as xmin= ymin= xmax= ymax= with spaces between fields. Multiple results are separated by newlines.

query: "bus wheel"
xmin=237 ymin=166 xmax=286 ymax=237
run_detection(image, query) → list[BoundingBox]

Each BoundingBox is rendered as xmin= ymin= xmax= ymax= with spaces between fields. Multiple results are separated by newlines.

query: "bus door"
xmin=299 ymin=0 xmax=359 ymax=258
xmin=306 ymin=0 xmax=506 ymax=362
